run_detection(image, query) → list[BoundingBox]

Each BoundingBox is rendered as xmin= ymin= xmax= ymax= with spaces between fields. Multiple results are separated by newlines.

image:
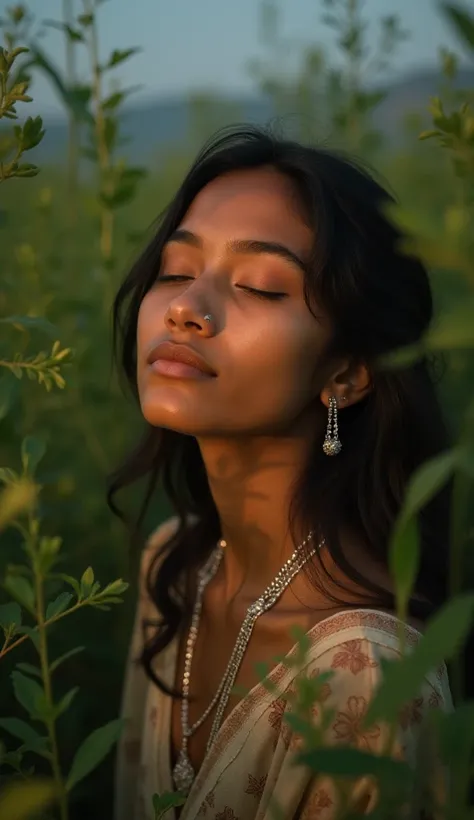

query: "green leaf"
xmin=0 ymin=315 xmax=57 ymax=337
xmin=29 ymin=46 xmax=92 ymax=123
xmin=0 ymin=779 xmax=56 ymax=820
xmin=284 ymin=712 xmax=319 ymax=741
xmin=295 ymin=746 xmax=413 ymax=783
xmin=3 ymin=575 xmax=35 ymax=614
xmin=66 ymin=718 xmax=125 ymax=791
xmin=80 ymin=566 xmax=94 ymax=597
xmin=55 ymin=686 xmax=80 ymax=719
xmin=419 ymin=129 xmax=442 ymax=141
xmin=16 ymin=662 xmax=42 ymax=679
xmin=389 ymin=449 xmax=458 ymax=613
xmin=105 ymin=47 xmax=141 ymax=69
xmin=43 ymin=19 xmax=84 ymax=41
xmin=14 ymin=163 xmax=39 ymax=178
xmin=50 ymin=646 xmax=85 ymax=673
xmin=426 ymin=301 xmax=474 ymax=350
xmin=16 ymin=626 xmax=40 ymax=652
xmin=77 ymin=13 xmax=94 ymax=26
xmin=64 ymin=24 xmax=84 ymax=42
xmin=0 ymin=602 xmax=22 ymax=631
xmin=69 ymin=84 xmax=91 ymax=109
xmin=21 ymin=435 xmax=47 ymax=476
xmin=102 ymin=85 xmax=142 ymax=110
xmin=152 ymin=791 xmax=187 ymax=819
xmin=0 ymin=717 xmax=45 ymax=745
xmin=365 ymin=593 xmax=474 ymax=726
xmin=38 ymin=536 xmax=62 ymax=575
xmin=18 ymin=116 xmax=45 ymax=151
xmin=400 ymin=449 xmax=458 ymax=521
xmin=442 ymin=3 xmax=474 ymax=50
xmin=81 ymin=567 xmax=94 ymax=586
xmin=57 ymin=573 xmax=81 ymax=598
xmin=389 ymin=518 xmax=420 ymax=617
xmin=18 ymin=736 xmax=50 ymax=756
xmin=46 ymin=592 xmax=73 ymax=620
xmin=102 ymin=91 xmax=125 ymax=110
xmin=11 ymin=671 xmax=45 ymax=720
xmin=98 ymin=579 xmax=129 ymax=597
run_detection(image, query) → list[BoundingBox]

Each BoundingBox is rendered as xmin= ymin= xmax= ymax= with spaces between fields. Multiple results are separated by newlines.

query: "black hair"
xmin=108 ymin=124 xmax=451 ymax=696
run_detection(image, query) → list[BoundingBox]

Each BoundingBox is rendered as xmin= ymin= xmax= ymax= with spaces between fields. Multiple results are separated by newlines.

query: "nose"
xmin=164 ymin=300 xmax=215 ymax=337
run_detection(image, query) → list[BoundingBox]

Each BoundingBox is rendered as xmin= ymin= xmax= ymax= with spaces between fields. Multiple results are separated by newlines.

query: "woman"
xmin=110 ymin=126 xmax=452 ymax=820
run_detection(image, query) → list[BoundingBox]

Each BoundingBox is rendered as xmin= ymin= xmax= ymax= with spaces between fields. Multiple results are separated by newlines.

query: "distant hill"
xmin=30 ymin=66 xmax=474 ymax=166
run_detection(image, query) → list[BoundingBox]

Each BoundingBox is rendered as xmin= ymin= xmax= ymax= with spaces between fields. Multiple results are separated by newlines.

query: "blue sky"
xmin=1 ymin=0 xmax=470 ymax=115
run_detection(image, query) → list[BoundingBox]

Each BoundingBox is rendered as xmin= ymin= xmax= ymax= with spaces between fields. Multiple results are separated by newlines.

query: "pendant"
xmin=173 ymin=749 xmax=195 ymax=796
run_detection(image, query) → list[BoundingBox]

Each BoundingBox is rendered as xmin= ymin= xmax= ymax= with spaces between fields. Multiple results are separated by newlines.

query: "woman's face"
xmin=136 ymin=166 xmax=333 ymax=438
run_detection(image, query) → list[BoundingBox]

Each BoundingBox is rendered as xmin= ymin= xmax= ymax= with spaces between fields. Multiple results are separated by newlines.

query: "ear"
xmin=320 ymin=360 xmax=372 ymax=409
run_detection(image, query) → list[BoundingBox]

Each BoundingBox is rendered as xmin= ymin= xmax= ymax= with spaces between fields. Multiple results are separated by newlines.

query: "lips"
xmin=147 ymin=341 xmax=217 ymax=377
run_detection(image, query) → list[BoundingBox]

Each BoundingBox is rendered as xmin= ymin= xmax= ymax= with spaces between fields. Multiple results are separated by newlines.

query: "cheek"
xmin=227 ymin=313 xmax=325 ymax=408
xmin=136 ymin=293 xmax=165 ymax=391
xmin=137 ymin=292 xmax=163 ymax=354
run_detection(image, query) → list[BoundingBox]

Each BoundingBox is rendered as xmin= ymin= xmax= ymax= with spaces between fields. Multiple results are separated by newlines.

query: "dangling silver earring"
xmin=323 ymin=396 xmax=342 ymax=456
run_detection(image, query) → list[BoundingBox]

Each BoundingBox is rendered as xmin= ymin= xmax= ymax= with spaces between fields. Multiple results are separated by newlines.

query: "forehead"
xmin=179 ymin=166 xmax=313 ymax=257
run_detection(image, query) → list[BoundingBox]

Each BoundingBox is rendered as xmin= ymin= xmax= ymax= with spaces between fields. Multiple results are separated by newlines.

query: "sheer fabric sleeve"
xmin=266 ymin=637 xmax=450 ymax=819
xmin=113 ymin=517 xmax=179 ymax=820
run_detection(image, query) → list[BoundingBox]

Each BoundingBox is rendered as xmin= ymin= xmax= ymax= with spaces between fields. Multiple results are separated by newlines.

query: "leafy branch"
xmin=76 ymin=0 xmax=146 ymax=311
xmin=0 ymin=439 xmax=129 ymax=820
xmin=0 ymin=572 xmax=129 ymax=660
xmin=0 ymin=340 xmax=72 ymax=391
xmin=0 ymin=43 xmax=44 ymax=182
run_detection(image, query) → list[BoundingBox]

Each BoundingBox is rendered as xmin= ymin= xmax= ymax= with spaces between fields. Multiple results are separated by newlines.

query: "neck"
xmin=197 ymin=427 xmax=319 ymax=601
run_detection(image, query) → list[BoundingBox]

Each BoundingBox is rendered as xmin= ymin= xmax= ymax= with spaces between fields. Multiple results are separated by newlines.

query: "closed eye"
xmin=238 ymin=285 xmax=287 ymax=301
xmin=157 ymin=274 xmax=194 ymax=283
xmin=157 ymin=275 xmax=287 ymax=301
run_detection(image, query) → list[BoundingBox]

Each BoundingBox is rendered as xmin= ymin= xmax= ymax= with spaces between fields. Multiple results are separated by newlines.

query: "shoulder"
xmin=257 ymin=610 xmax=452 ymax=820
xmin=300 ymin=608 xmax=450 ymax=695
xmin=275 ymin=609 xmax=451 ymax=754
xmin=268 ymin=613 xmax=452 ymax=817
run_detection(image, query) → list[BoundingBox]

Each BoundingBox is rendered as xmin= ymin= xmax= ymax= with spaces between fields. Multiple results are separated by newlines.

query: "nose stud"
xmin=203 ymin=314 xmax=212 ymax=323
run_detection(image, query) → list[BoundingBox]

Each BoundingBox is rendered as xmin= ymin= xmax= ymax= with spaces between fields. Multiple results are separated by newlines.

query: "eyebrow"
xmin=166 ymin=228 xmax=308 ymax=274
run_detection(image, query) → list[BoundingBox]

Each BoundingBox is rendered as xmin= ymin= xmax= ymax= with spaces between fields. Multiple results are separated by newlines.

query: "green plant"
xmin=0 ymin=44 xmax=44 ymax=182
xmin=0 ymin=438 xmax=129 ymax=818
xmin=320 ymin=0 xmax=408 ymax=152
xmin=0 ymin=21 xmax=130 ymax=820
xmin=249 ymin=0 xmax=407 ymax=151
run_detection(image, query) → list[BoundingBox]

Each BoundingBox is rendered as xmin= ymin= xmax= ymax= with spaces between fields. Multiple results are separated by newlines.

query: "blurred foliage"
xmin=1 ymin=0 xmax=474 ymax=818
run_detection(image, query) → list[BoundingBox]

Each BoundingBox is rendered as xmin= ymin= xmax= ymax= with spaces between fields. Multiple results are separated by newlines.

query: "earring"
xmin=323 ymin=396 xmax=342 ymax=456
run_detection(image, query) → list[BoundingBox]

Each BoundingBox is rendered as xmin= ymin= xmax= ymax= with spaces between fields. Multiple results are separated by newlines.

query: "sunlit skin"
xmin=136 ymin=166 xmax=375 ymax=774
xmin=137 ymin=167 xmax=370 ymax=593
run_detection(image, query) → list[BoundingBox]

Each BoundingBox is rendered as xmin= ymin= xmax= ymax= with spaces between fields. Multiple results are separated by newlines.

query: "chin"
xmin=140 ymin=391 xmax=208 ymax=436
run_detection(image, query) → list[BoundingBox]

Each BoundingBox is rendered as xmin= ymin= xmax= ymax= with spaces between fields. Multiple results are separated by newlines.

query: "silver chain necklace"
xmin=172 ymin=531 xmax=320 ymax=795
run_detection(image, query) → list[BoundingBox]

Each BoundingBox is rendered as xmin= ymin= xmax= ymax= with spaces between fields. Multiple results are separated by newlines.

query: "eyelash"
xmin=156 ymin=274 xmax=287 ymax=301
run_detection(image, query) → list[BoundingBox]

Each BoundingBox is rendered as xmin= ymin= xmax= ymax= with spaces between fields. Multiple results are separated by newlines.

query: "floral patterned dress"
xmin=114 ymin=519 xmax=452 ymax=820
